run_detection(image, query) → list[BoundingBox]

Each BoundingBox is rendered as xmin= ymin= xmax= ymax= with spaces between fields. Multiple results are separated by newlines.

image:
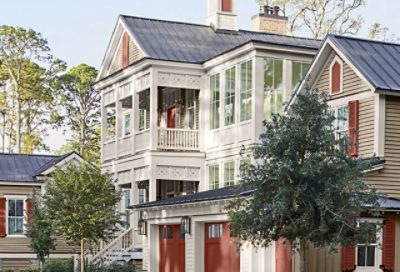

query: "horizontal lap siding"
xmin=305 ymin=244 xmax=341 ymax=272
xmin=0 ymin=237 xmax=78 ymax=254
xmin=1 ymin=258 xmax=36 ymax=270
xmin=109 ymin=35 xmax=143 ymax=75
xmin=365 ymin=97 xmax=400 ymax=198
xmin=0 ymin=184 xmax=41 ymax=195
xmin=358 ymin=97 xmax=374 ymax=157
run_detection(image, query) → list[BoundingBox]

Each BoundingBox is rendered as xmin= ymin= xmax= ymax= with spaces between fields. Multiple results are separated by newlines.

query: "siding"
xmin=1 ymin=258 xmax=36 ymax=270
xmin=358 ymin=97 xmax=374 ymax=157
xmin=0 ymin=184 xmax=41 ymax=195
xmin=365 ymin=96 xmax=400 ymax=198
xmin=109 ymin=34 xmax=144 ymax=75
xmin=304 ymin=245 xmax=341 ymax=272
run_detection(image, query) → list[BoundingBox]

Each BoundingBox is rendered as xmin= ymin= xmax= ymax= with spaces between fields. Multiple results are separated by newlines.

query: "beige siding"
xmin=1 ymin=258 xmax=37 ymax=270
xmin=109 ymin=35 xmax=143 ymax=75
xmin=358 ymin=97 xmax=375 ymax=157
xmin=0 ymin=236 xmax=78 ymax=254
xmin=0 ymin=184 xmax=41 ymax=195
xmin=304 ymin=244 xmax=341 ymax=272
xmin=365 ymin=96 xmax=400 ymax=198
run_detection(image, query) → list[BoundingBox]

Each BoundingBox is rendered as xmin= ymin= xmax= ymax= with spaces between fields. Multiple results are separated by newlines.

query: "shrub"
xmin=43 ymin=258 xmax=74 ymax=272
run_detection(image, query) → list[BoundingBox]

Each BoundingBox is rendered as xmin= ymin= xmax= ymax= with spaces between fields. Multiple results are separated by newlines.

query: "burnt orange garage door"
xmin=205 ymin=222 xmax=240 ymax=272
xmin=159 ymin=225 xmax=185 ymax=272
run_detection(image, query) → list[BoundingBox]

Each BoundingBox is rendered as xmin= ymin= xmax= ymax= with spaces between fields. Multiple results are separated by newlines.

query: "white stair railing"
xmin=157 ymin=128 xmax=200 ymax=151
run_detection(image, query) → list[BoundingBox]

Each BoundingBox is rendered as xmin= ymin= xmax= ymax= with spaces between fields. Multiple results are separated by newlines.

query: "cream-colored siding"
xmin=358 ymin=97 xmax=375 ymax=157
xmin=0 ymin=185 xmax=40 ymax=195
xmin=364 ymin=96 xmax=400 ymax=198
xmin=1 ymin=258 xmax=36 ymax=270
xmin=304 ymin=244 xmax=341 ymax=272
xmin=109 ymin=34 xmax=144 ymax=75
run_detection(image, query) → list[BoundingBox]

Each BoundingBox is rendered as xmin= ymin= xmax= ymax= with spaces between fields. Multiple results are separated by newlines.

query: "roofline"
xmin=0 ymin=152 xmax=60 ymax=157
xmin=329 ymin=33 xmax=400 ymax=48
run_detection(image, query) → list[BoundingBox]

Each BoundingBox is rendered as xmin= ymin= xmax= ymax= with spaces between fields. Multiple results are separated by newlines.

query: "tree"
xmin=26 ymin=192 xmax=56 ymax=270
xmin=56 ymin=64 xmax=100 ymax=165
xmin=226 ymin=89 xmax=381 ymax=272
xmin=255 ymin=0 xmax=364 ymax=39
xmin=368 ymin=22 xmax=399 ymax=42
xmin=43 ymin=163 xmax=122 ymax=272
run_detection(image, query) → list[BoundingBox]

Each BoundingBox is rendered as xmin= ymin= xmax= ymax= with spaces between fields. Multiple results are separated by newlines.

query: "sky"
xmin=1 ymin=0 xmax=399 ymax=153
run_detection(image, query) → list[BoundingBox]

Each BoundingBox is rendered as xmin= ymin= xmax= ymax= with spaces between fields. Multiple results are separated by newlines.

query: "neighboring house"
xmin=0 ymin=152 xmax=83 ymax=270
xmin=93 ymin=0 xmax=322 ymax=270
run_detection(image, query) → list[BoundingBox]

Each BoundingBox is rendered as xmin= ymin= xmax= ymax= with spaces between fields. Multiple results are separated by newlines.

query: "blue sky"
xmin=1 ymin=0 xmax=399 ymax=152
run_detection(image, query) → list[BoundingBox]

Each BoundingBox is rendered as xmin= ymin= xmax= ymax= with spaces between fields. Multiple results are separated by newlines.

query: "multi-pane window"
xmin=186 ymin=90 xmax=196 ymax=129
xmin=225 ymin=67 xmax=235 ymax=126
xmin=333 ymin=105 xmax=348 ymax=150
xmin=240 ymin=60 xmax=253 ymax=122
xmin=123 ymin=112 xmax=131 ymax=136
xmin=123 ymin=190 xmax=131 ymax=228
xmin=264 ymin=58 xmax=283 ymax=119
xmin=120 ymin=95 xmax=132 ymax=137
xmin=210 ymin=74 xmax=220 ymax=130
xmin=209 ymin=164 xmax=220 ymax=190
xmin=208 ymin=224 xmax=224 ymax=238
xmin=292 ymin=61 xmax=310 ymax=91
xmin=224 ymin=161 xmax=235 ymax=187
xmin=356 ymin=221 xmax=381 ymax=269
xmin=138 ymin=188 xmax=146 ymax=204
xmin=106 ymin=103 xmax=116 ymax=141
xmin=160 ymin=226 xmax=173 ymax=239
xmin=8 ymin=199 xmax=24 ymax=235
xmin=138 ymin=90 xmax=150 ymax=131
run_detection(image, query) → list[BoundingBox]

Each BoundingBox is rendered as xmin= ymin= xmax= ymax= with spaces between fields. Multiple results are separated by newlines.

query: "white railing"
xmin=157 ymin=128 xmax=200 ymax=151
xmin=90 ymin=226 xmax=134 ymax=266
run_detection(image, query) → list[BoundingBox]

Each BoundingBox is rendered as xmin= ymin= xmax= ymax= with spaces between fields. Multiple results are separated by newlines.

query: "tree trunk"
xmin=15 ymin=95 xmax=21 ymax=153
xmin=80 ymin=120 xmax=85 ymax=157
xmin=299 ymin=239 xmax=306 ymax=272
xmin=80 ymin=239 xmax=84 ymax=272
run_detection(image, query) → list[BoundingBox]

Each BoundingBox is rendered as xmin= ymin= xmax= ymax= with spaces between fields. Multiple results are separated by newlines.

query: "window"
xmin=330 ymin=57 xmax=343 ymax=94
xmin=225 ymin=67 xmax=236 ymax=126
xmin=138 ymin=90 xmax=150 ymax=131
xmin=209 ymin=164 xmax=220 ymax=190
xmin=120 ymin=94 xmax=132 ymax=137
xmin=333 ymin=105 xmax=348 ymax=151
xmin=105 ymin=103 xmax=116 ymax=141
xmin=124 ymin=190 xmax=131 ymax=209
xmin=356 ymin=220 xmax=382 ymax=269
xmin=292 ymin=61 xmax=310 ymax=91
xmin=160 ymin=226 xmax=173 ymax=239
xmin=8 ymin=199 xmax=24 ymax=235
xmin=186 ymin=90 xmax=197 ymax=129
xmin=240 ymin=60 xmax=253 ymax=122
xmin=210 ymin=74 xmax=220 ymax=130
xmin=208 ymin=224 xmax=223 ymax=238
xmin=264 ymin=58 xmax=283 ymax=119
xmin=138 ymin=188 xmax=146 ymax=204
xmin=224 ymin=161 xmax=235 ymax=187
xmin=221 ymin=0 xmax=233 ymax=12
xmin=123 ymin=113 xmax=131 ymax=136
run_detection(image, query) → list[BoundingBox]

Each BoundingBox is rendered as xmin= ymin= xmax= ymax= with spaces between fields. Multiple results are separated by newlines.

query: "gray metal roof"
xmin=329 ymin=35 xmax=400 ymax=91
xmin=121 ymin=15 xmax=321 ymax=64
xmin=0 ymin=152 xmax=74 ymax=183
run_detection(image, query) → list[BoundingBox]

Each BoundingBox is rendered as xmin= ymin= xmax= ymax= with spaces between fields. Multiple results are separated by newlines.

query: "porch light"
xmin=181 ymin=216 xmax=191 ymax=234
xmin=138 ymin=219 xmax=147 ymax=235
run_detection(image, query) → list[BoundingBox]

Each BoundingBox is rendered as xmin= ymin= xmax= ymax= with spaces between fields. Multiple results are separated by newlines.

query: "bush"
xmin=85 ymin=262 xmax=139 ymax=272
xmin=43 ymin=258 xmax=74 ymax=272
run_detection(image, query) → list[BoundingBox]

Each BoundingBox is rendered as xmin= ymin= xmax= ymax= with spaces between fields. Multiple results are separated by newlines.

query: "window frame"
xmin=263 ymin=57 xmax=284 ymax=119
xmin=224 ymin=67 xmax=236 ymax=127
xmin=208 ymin=164 xmax=220 ymax=190
xmin=6 ymin=196 xmax=26 ymax=237
xmin=332 ymin=104 xmax=349 ymax=150
xmin=355 ymin=218 xmax=383 ymax=270
xmin=185 ymin=89 xmax=197 ymax=129
xmin=210 ymin=73 xmax=221 ymax=130
xmin=105 ymin=102 xmax=117 ymax=142
xmin=291 ymin=61 xmax=310 ymax=92
xmin=329 ymin=56 xmax=344 ymax=95
xmin=122 ymin=110 xmax=132 ymax=137
xmin=224 ymin=161 xmax=235 ymax=187
xmin=240 ymin=59 xmax=253 ymax=122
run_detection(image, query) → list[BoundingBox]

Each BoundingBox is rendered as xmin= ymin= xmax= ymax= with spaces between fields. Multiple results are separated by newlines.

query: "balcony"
xmin=157 ymin=128 xmax=200 ymax=151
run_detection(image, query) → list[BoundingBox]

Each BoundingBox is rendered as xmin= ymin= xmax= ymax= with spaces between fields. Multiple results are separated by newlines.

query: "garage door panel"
xmin=159 ymin=225 xmax=185 ymax=272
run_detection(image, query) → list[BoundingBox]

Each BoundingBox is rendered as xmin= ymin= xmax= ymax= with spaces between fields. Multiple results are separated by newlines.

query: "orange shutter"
xmin=122 ymin=32 xmax=130 ymax=68
xmin=26 ymin=198 xmax=33 ymax=223
xmin=331 ymin=61 xmax=341 ymax=94
xmin=347 ymin=100 xmax=359 ymax=157
xmin=275 ymin=238 xmax=291 ymax=272
xmin=221 ymin=0 xmax=233 ymax=12
xmin=0 ymin=197 xmax=6 ymax=237
xmin=342 ymin=246 xmax=356 ymax=271
xmin=382 ymin=219 xmax=396 ymax=270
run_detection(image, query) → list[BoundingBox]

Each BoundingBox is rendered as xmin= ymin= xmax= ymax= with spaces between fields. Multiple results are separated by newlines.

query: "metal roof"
xmin=329 ymin=35 xmax=400 ymax=92
xmin=121 ymin=15 xmax=321 ymax=64
xmin=0 ymin=152 xmax=74 ymax=183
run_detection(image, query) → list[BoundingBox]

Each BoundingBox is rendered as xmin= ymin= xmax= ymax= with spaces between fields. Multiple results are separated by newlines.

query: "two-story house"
xmin=0 ymin=152 xmax=83 ymax=270
xmin=93 ymin=0 xmax=320 ymax=269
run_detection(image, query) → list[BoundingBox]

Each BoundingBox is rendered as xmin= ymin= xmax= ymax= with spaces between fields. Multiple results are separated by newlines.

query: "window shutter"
xmin=221 ymin=0 xmax=233 ymax=12
xmin=331 ymin=61 xmax=341 ymax=94
xmin=26 ymin=198 xmax=33 ymax=223
xmin=275 ymin=238 xmax=291 ymax=272
xmin=347 ymin=100 xmax=359 ymax=157
xmin=341 ymin=246 xmax=356 ymax=271
xmin=382 ymin=219 xmax=396 ymax=270
xmin=0 ymin=197 xmax=6 ymax=237
xmin=122 ymin=32 xmax=129 ymax=68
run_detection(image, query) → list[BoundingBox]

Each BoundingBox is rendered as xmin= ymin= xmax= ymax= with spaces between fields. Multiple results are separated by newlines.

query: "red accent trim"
xmin=0 ymin=197 xmax=6 ymax=237
xmin=341 ymin=246 xmax=356 ymax=270
xmin=26 ymin=199 xmax=33 ymax=223
xmin=159 ymin=225 xmax=185 ymax=272
xmin=382 ymin=219 xmax=396 ymax=270
xmin=275 ymin=238 xmax=291 ymax=272
xmin=331 ymin=61 xmax=341 ymax=94
xmin=122 ymin=32 xmax=129 ymax=68
xmin=221 ymin=0 xmax=233 ymax=12
xmin=347 ymin=100 xmax=359 ymax=157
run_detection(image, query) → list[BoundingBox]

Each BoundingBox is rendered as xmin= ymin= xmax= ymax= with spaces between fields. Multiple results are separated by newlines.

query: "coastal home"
xmin=93 ymin=0 xmax=321 ymax=270
xmin=0 ymin=152 xmax=83 ymax=270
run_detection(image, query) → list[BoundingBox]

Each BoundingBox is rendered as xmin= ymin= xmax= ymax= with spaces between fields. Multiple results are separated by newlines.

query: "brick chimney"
xmin=207 ymin=0 xmax=238 ymax=31
xmin=252 ymin=5 xmax=288 ymax=35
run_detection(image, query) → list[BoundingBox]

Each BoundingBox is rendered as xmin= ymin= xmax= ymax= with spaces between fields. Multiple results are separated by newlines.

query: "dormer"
xmin=207 ymin=0 xmax=238 ymax=31
xmin=330 ymin=56 xmax=343 ymax=95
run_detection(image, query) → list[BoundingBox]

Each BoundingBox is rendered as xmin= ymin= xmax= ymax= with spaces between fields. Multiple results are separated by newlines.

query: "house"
xmin=93 ymin=0 xmax=322 ymax=270
xmin=0 ymin=152 xmax=83 ymax=270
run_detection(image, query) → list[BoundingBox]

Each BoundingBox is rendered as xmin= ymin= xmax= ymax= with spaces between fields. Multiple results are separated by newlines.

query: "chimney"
xmin=207 ymin=0 xmax=238 ymax=31
xmin=252 ymin=5 xmax=288 ymax=35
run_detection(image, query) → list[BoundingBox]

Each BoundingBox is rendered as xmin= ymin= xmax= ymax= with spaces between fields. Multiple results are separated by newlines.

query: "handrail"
xmin=157 ymin=127 xmax=200 ymax=151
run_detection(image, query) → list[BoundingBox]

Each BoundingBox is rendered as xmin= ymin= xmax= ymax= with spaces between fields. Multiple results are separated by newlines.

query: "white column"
xmin=148 ymin=223 xmax=159 ymax=272
xmin=374 ymin=93 xmax=385 ymax=157
xmin=193 ymin=221 xmax=205 ymax=272
xmin=149 ymin=68 xmax=159 ymax=151
xmin=100 ymin=92 xmax=106 ymax=162
xmin=131 ymin=84 xmax=137 ymax=154
xmin=254 ymin=56 xmax=265 ymax=140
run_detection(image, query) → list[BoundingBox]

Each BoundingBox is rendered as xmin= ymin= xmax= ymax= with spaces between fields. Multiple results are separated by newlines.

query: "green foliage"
xmin=26 ymin=192 xmax=56 ymax=266
xmin=227 ymin=89 xmax=382 ymax=252
xmin=85 ymin=262 xmax=140 ymax=272
xmin=43 ymin=258 xmax=74 ymax=272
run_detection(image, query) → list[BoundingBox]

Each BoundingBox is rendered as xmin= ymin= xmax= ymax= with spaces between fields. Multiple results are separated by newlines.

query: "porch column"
xmin=149 ymin=68 xmax=159 ymax=151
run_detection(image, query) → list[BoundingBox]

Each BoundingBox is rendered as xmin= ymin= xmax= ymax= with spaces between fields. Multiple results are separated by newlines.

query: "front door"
xmin=167 ymin=106 xmax=176 ymax=128
xmin=159 ymin=225 xmax=185 ymax=272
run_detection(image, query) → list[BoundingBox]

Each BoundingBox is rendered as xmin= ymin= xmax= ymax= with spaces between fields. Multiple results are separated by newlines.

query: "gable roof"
xmin=120 ymin=15 xmax=321 ymax=64
xmin=0 ymin=152 xmax=79 ymax=183
xmin=328 ymin=35 xmax=400 ymax=92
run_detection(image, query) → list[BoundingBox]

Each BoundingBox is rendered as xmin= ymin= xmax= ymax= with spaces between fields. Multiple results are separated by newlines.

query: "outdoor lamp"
xmin=181 ymin=216 xmax=191 ymax=235
xmin=138 ymin=219 xmax=147 ymax=235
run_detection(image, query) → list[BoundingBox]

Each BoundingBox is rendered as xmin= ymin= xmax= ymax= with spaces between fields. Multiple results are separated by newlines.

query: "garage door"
xmin=159 ymin=225 xmax=185 ymax=272
xmin=205 ymin=222 xmax=240 ymax=272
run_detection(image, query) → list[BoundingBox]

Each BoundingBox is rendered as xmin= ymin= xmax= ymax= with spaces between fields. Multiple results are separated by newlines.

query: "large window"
xmin=240 ymin=60 xmax=253 ymax=122
xmin=105 ymin=103 xmax=116 ymax=141
xmin=138 ymin=90 xmax=150 ymax=131
xmin=264 ymin=58 xmax=283 ymax=119
xmin=209 ymin=164 xmax=220 ymax=190
xmin=225 ymin=67 xmax=236 ymax=126
xmin=292 ymin=61 xmax=310 ymax=91
xmin=8 ymin=199 xmax=24 ymax=235
xmin=210 ymin=74 xmax=220 ymax=130
xmin=224 ymin=161 xmax=235 ymax=187
xmin=333 ymin=105 xmax=348 ymax=150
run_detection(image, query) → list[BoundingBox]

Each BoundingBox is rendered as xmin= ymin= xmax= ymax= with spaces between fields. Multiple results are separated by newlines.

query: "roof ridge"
xmin=330 ymin=33 xmax=400 ymax=47
xmin=239 ymin=29 xmax=321 ymax=42
xmin=0 ymin=152 xmax=60 ymax=157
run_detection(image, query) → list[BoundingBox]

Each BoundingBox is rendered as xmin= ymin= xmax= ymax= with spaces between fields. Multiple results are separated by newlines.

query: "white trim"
xmin=0 ymin=253 xmax=77 ymax=258
xmin=5 ymin=196 xmax=27 ymax=237
xmin=40 ymin=153 xmax=84 ymax=176
xmin=329 ymin=55 xmax=344 ymax=95
xmin=374 ymin=94 xmax=385 ymax=157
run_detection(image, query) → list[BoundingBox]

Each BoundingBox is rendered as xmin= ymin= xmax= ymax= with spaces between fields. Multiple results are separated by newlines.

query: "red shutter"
xmin=122 ymin=32 xmax=129 ymax=68
xmin=331 ymin=61 xmax=341 ymax=94
xmin=276 ymin=238 xmax=291 ymax=272
xmin=342 ymin=246 xmax=356 ymax=271
xmin=382 ymin=219 xmax=396 ymax=270
xmin=0 ymin=197 xmax=6 ymax=237
xmin=221 ymin=0 xmax=233 ymax=12
xmin=347 ymin=100 xmax=359 ymax=157
xmin=26 ymin=198 xmax=33 ymax=223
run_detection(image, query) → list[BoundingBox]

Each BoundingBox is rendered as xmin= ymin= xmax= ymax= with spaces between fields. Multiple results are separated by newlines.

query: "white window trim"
xmin=239 ymin=59 xmax=253 ymax=123
xmin=122 ymin=110 xmax=132 ymax=137
xmin=224 ymin=66 xmax=236 ymax=127
xmin=209 ymin=73 xmax=221 ymax=131
xmin=5 ymin=195 xmax=27 ymax=237
xmin=223 ymin=161 xmax=235 ymax=187
xmin=208 ymin=164 xmax=220 ymax=190
xmin=333 ymin=104 xmax=348 ymax=142
xmin=185 ymin=90 xmax=197 ymax=130
xmin=329 ymin=56 xmax=344 ymax=95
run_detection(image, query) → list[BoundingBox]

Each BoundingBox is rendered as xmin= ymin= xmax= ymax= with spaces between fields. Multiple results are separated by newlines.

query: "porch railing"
xmin=157 ymin=128 xmax=200 ymax=151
